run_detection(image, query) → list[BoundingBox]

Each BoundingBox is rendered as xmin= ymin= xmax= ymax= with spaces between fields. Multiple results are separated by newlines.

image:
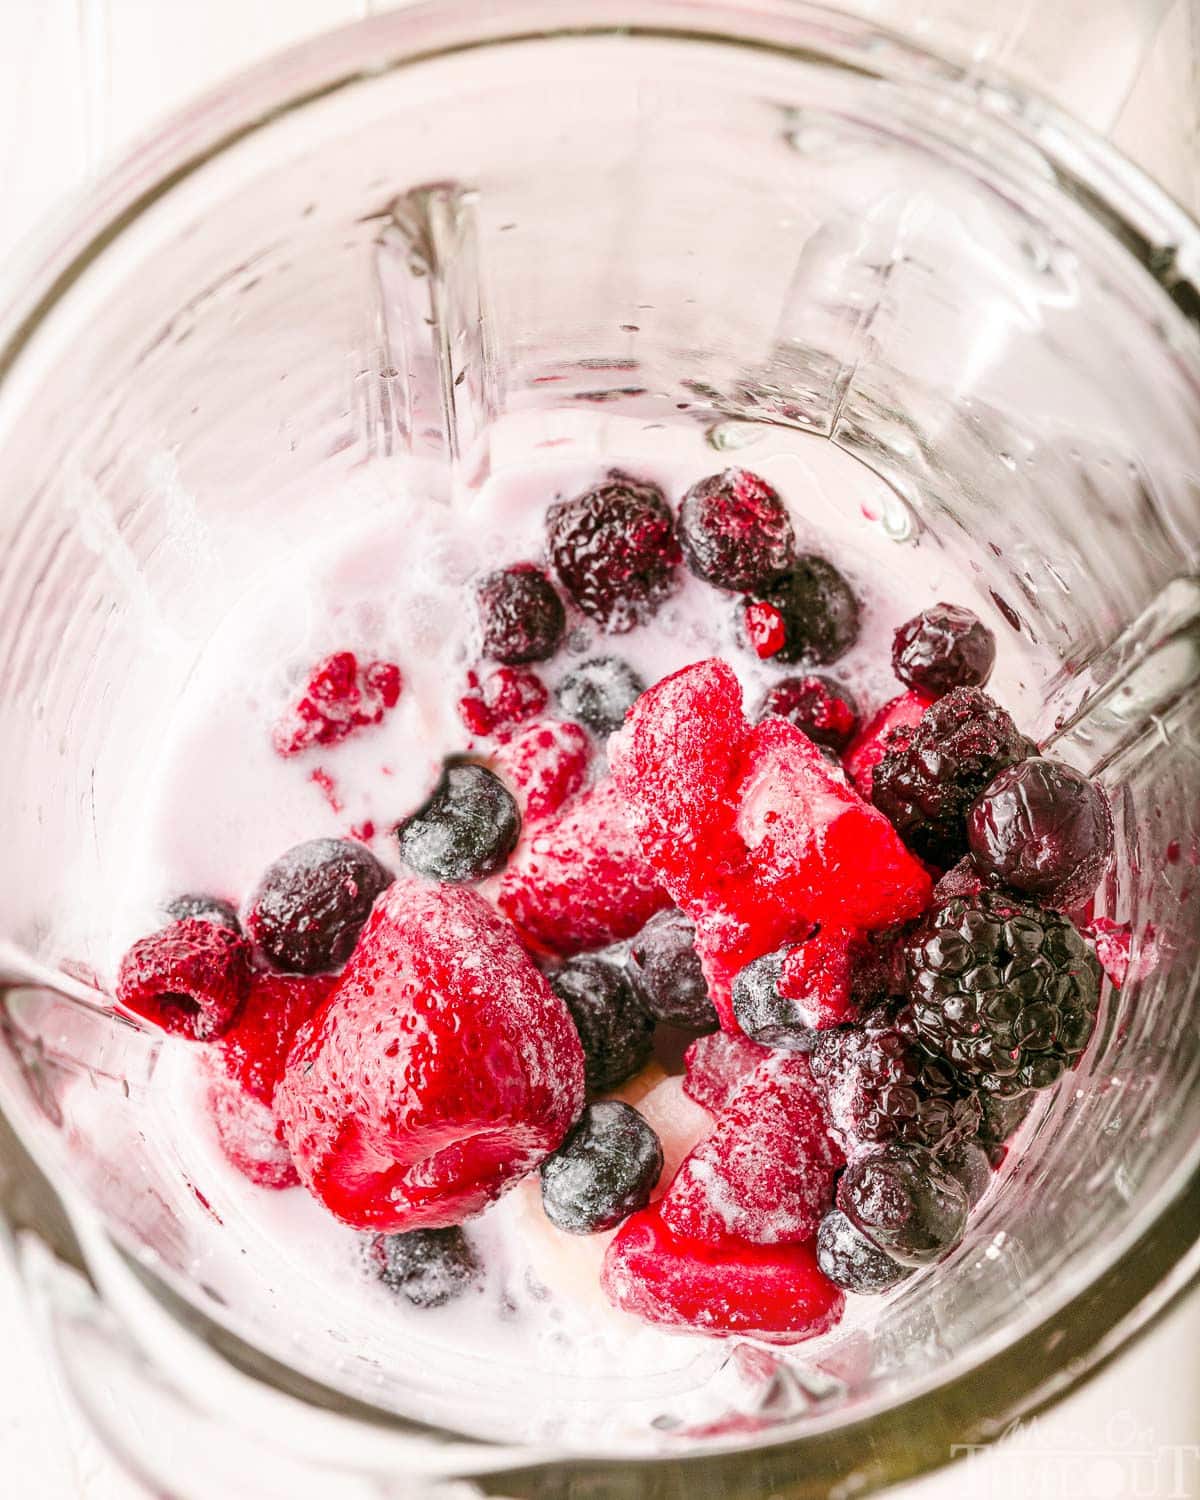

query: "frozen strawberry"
xmin=216 ymin=972 xmax=336 ymax=1108
xmin=683 ymin=1030 xmax=773 ymax=1115
xmin=206 ymin=1069 xmax=298 ymax=1190
xmin=498 ymin=778 xmax=668 ymax=955
xmin=777 ymin=926 xmax=859 ymax=1029
xmin=602 ymin=1204 xmax=844 ymax=1343
xmin=276 ymin=879 xmax=584 ymax=1232
xmin=116 ymin=918 xmax=250 ymax=1041
xmin=843 ymin=690 xmax=932 ymax=799
xmin=458 ymin=666 xmax=548 ymax=740
xmin=662 ymin=1055 xmax=843 ymax=1246
xmin=272 ymin=651 xmax=402 ymax=757
xmin=491 ymin=719 xmax=591 ymax=823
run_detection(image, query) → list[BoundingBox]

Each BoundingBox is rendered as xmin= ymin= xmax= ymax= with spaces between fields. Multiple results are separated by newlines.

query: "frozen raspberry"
xmin=677 ymin=468 xmax=795 ymax=592
xmin=682 ymin=1031 xmax=773 ymax=1115
xmin=498 ymin=777 xmax=667 ymax=955
xmin=872 ymin=687 xmax=1036 ymax=866
xmin=602 ymin=1204 xmax=844 ymax=1343
xmin=549 ymin=956 xmax=654 ymax=1094
xmin=816 ymin=1209 xmax=910 ymax=1294
xmin=967 ymin=757 xmax=1113 ymax=908
xmin=756 ymin=556 xmax=859 ymax=665
xmin=843 ymin=691 xmax=933 ymax=800
xmin=546 ymin=473 xmax=681 ymax=632
xmin=245 ymin=837 xmax=392 ymax=974
xmin=206 ymin=1070 xmax=298 ymax=1189
xmin=396 ymin=762 xmax=521 ymax=884
xmin=368 ymin=1227 xmax=481 ymax=1307
xmin=272 ymin=651 xmax=402 ymax=757
xmin=905 ymin=891 xmax=1102 ymax=1094
xmin=475 ymin=563 xmax=566 ymax=665
xmin=626 ymin=908 xmax=717 ymax=1032
xmin=977 ymin=1088 xmax=1036 ymax=1166
xmin=742 ymin=600 xmax=787 ymax=659
xmin=164 ymin=894 xmax=240 ymax=931
xmin=837 ymin=1142 xmax=968 ymax=1266
xmin=662 ymin=1055 xmax=843 ymax=1246
xmin=458 ymin=666 xmax=548 ymax=739
xmin=892 ymin=604 xmax=995 ymax=696
xmin=759 ymin=674 xmax=859 ymax=753
xmin=809 ymin=1005 xmax=981 ymax=1156
xmin=117 ymin=918 xmax=250 ymax=1041
xmin=216 ymin=972 xmax=336 ymax=1107
xmin=490 ymin=718 xmax=591 ymax=823
xmin=540 ymin=1101 xmax=663 ymax=1234
xmin=276 ymin=879 xmax=585 ymax=1231
xmin=556 ymin=657 xmax=645 ymax=738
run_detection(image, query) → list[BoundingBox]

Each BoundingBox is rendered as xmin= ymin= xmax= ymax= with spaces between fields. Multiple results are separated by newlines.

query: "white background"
xmin=0 ymin=1 xmax=1197 ymax=1496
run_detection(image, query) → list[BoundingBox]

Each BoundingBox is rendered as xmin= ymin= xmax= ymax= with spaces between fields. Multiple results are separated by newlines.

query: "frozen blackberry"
xmin=626 ymin=908 xmax=717 ymax=1032
xmin=475 ymin=564 xmax=565 ymax=665
xmin=837 ymin=1143 xmax=968 ymax=1266
xmin=540 ymin=1101 xmax=663 ymax=1234
xmin=758 ymin=674 xmax=859 ymax=753
xmin=892 ymin=604 xmax=995 ymax=697
xmin=557 ymin=657 xmax=645 ymax=737
xmin=245 ymin=838 xmax=392 ymax=974
xmin=816 ymin=1209 xmax=911 ymax=1295
xmin=369 ymin=1227 xmax=480 ymax=1308
xmin=904 ymin=891 xmax=1102 ymax=1095
xmin=730 ymin=947 xmax=815 ymax=1051
xmin=395 ymin=763 xmax=520 ymax=883
xmin=967 ymin=757 xmax=1113 ymax=909
xmin=164 ymin=894 xmax=241 ymax=932
xmin=550 ymin=956 xmax=655 ymax=1094
xmin=546 ymin=473 xmax=680 ymax=632
xmin=676 ymin=468 xmax=795 ymax=593
xmin=871 ymin=687 xmax=1035 ymax=866
xmin=756 ymin=555 xmax=860 ymax=665
xmin=977 ymin=1088 xmax=1036 ymax=1166
xmin=810 ymin=1006 xmax=982 ymax=1156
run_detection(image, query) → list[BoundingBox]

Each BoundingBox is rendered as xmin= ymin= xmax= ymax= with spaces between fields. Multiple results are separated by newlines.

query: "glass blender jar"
xmin=0 ymin=2 xmax=1197 ymax=1495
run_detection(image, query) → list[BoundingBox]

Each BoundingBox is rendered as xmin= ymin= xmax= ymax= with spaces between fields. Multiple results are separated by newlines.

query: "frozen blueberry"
xmin=837 ymin=1142 xmax=968 ymax=1266
xmin=816 ymin=1209 xmax=911 ymax=1295
xmin=676 ymin=468 xmax=795 ymax=593
xmin=938 ymin=1137 xmax=992 ymax=1207
xmin=540 ymin=1101 xmax=663 ymax=1234
xmin=368 ymin=1227 xmax=480 ymax=1308
xmin=549 ymin=955 xmax=655 ymax=1094
xmin=626 ymin=908 xmax=717 ymax=1032
xmin=475 ymin=564 xmax=566 ymax=665
xmin=395 ymin=763 xmax=520 ymax=884
xmin=244 ymin=838 xmax=392 ymax=975
xmin=759 ymin=555 xmax=860 ymax=665
xmin=758 ymin=674 xmax=859 ymax=753
xmin=557 ymin=657 xmax=646 ymax=738
xmin=892 ymin=604 xmax=996 ymax=697
xmin=164 ymin=894 xmax=241 ymax=932
xmin=730 ymin=946 xmax=814 ymax=1051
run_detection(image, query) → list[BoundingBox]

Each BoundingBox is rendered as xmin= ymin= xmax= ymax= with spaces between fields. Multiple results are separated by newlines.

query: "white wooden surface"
xmin=0 ymin=2 xmax=1196 ymax=1497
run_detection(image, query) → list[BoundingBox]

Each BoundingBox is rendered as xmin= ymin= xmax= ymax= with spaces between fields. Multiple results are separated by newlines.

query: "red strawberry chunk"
xmin=206 ymin=1068 xmax=299 ymax=1190
xmin=273 ymin=651 xmax=402 ymax=757
xmin=602 ymin=1203 xmax=844 ymax=1343
xmin=497 ymin=778 xmax=668 ymax=955
xmin=116 ymin=918 xmax=250 ymax=1041
xmin=776 ymin=927 xmax=859 ymax=1030
xmin=491 ymin=718 xmax=591 ymax=823
xmin=842 ymin=690 xmax=932 ymax=799
xmin=683 ymin=1031 xmax=773 ymax=1115
xmin=458 ymin=666 xmax=548 ymax=740
xmin=276 ymin=879 xmax=585 ymax=1231
xmin=217 ymin=972 xmax=336 ymax=1108
xmin=662 ymin=1055 xmax=843 ymax=1246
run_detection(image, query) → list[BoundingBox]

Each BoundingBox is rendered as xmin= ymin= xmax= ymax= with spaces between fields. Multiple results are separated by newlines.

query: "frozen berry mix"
xmin=110 ymin=440 xmax=1121 ymax=1392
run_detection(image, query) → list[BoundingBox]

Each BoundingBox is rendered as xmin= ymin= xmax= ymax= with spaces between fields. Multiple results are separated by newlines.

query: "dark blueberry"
xmin=626 ymin=908 xmax=718 ymax=1032
xmin=816 ymin=1209 xmax=912 ymax=1294
xmin=756 ymin=555 xmax=860 ymax=666
xmin=368 ymin=1227 xmax=480 ymax=1308
xmin=549 ymin=956 xmax=655 ymax=1094
xmin=164 ymin=894 xmax=241 ymax=932
xmin=904 ymin=891 xmax=1102 ymax=1096
xmin=967 ymin=757 xmax=1113 ymax=909
xmin=730 ymin=946 xmax=815 ymax=1051
xmin=475 ymin=563 xmax=566 ymax=665
xmin=892 ymin=604 xmax=996 ymax=696
xmin=244 ymin=838 xmax=392 ymax=974
xmin=977 ymin=1088 xmax=1036 ymax=1166
xmin=837 ymin=1143 xmax=968 ymax=1266
xmin=557 ymin=657 xmax=646 ymax=737
xmin=395 ymin=763 xmax=520 ymax=884
xmin=938 ymin=1137 xmax=992 ymax=1207
xmin=872 ymin=687 xmax=1036 ymax=866
xmin=758 ymin=674 xmax=859 ymax=752
xmin=540 ymin=1101 xmax=663 ymax=1234
xmin=546 ymin=473 xmax=681 ymax=632
xmin=676 ymin=468 xmax=795 ymax=593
